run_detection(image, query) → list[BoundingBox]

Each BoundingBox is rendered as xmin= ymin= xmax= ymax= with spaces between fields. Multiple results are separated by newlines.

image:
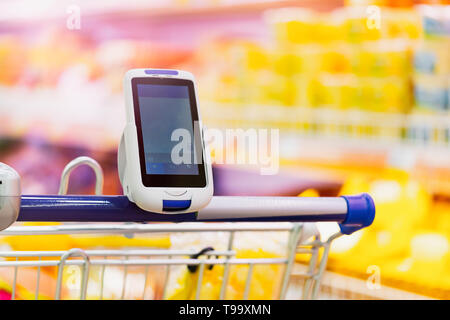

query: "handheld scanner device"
xmin=0 ymin=163 xmax=21 ymax=230
xmin=119 ymin=69 xmax=213 ymax=214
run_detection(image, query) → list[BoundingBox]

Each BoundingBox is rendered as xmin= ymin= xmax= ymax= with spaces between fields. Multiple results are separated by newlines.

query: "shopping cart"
xmin=0 ymin=157 xmax=375 ymax=300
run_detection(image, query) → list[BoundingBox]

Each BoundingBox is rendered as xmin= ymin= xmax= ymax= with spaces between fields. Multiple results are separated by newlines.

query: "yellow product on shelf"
xmin=329 ymin=169 xmax=431 ymax=269
xmin=381 ymin=77 xmax=411 ymax=113
xmin=167 ymin=249 xmax=283 ymax=300
xmin=333 ymin=7 xmax=382 ymax=43
xmin=355 ymin=40 xmax=412 ymax=77
xmin=246 ymin=71 xmax=280 ymax=106
xmin=228 ymin=41 xmax=271 ymax=104
xmin=247 ymin=69 xmax=301 ymax=107
xmin=264 ymin=8 xmax=319 ymax=45
xmin=314 ymin=73 xmax=359 ymax=110
xmin=242 ymin=43 xmax=269 ymax=72
xmin=271 ymin=50 xmax=304 ymax=77
xmin=238 ymin=72 xmax=262 ymax=105
xmin=382 ymin=9 xmax=421 ymax=39
xmin=271 ymin=44 xmax=324 ymax=77
xmin=319 ymin=44 xmax=354 ymax=74
xmin=270 ymin=74 xmax=297 ymax=106
xmin=409 ymin=233 xmax=449 ymax=276
xmin=304 ymin=77 xmax=323 ymax=108
xmin=381 ymin=232 xmax=450 ymax=296
xmin=316 ymin=13 xmax=346 ymax=44
xmin=196 ymin=40 xmax=254 ymax=104
xmin=279 ymin=76 xmax=299 ymax=107
xmin=292 ymin=75 xmax=317 ymax=108
xmin=358 ymin=76 xmax=410 ymax=113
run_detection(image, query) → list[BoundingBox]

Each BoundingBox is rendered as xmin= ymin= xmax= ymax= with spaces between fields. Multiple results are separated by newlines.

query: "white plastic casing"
xmin=0 ymin=163 xmax=21 ymax=230
xmin=119 ymin=69 xmax=213 ymax=214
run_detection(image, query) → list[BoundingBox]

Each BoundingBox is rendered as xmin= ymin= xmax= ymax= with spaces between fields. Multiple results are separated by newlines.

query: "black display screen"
xmin=132 ymin=77 xmax=206 ymax=187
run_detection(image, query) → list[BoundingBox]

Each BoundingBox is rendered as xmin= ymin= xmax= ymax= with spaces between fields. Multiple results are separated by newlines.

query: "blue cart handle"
xmin=17 ymin=193 xmax=375 ymax=235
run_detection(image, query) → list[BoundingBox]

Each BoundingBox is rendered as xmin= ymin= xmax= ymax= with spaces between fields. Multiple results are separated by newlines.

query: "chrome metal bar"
xmin=0 ymin=249 xmax=234 ymax=258
xmin=161 ymin=256 xmax=172 ymax=300
xmin=279 ymin=224 xmax=303 ymax=299
xmin=198 ymin=196 xmax=347 ymax=220
xmin=142 ymin=265 xmax=149 ymax=300
xmin=302 ymin=237 xmax=321 ymax=300
xmin=55 ymin=249 xmax=90 ymax=300
xmin=59 ymin=157 xmax=104 ymax=196
xmin=195 ymin=262 xmax=206 ymax=300
xmin=243 ymin=264 xmax=254 ymax=300
xmin=99 ymin=256 xmax=106 ymax=300
xmin=219 ymin=231 xmax=235 ymax=300
xmin=35 ymin=256 xmax=41 ymax=300
xmin=2 ymin=223 xmax=296 ymax=236
xmin=79 ymin=259 xmax=90 ymax=300
xmin=0 ymin=257 xmax=288 ymax=268
xmin=302 ymin=244 xmax=319 ymax=300
xmin=121 ymin=256 xmax=129 ymax=300
xmin=310 ymin=233 xmax=343 ymax=299
xmin=11 ymin=257 xmax=18 ymax=300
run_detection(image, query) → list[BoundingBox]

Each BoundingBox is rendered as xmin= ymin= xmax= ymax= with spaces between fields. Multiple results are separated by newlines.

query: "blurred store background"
xmin=0 ymin=0 xmax=449 ymax=299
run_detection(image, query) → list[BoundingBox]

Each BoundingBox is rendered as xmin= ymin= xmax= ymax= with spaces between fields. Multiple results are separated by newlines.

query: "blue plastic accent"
xmin=144 ymin=69 xmax=179 ymax=75
xmin=162 ymin=199 xmax=192 ymax=212
xmin=18 ymin=195 xmax=350 ymax=223
xmin=19 ymin=195 xmax=197 ymax=222
xmin=339 ymin=193 xmax=376 ymax=235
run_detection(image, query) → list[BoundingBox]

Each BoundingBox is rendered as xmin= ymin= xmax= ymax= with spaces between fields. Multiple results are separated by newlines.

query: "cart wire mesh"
xmin=0 ymin=222 xmax=342 ymax=300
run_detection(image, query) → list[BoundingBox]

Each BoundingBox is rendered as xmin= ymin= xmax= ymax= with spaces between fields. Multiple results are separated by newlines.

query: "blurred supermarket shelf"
xmin=203 ymin=102 xmax=450 ymax=195
xmin=202 ymin=102 xmax=450 ymax=159
xmin=0 ymin=86 xmax=124 ymax=151
xmin=1 ymin=86 xmax=450 ymax=195
xmin=0 ymin=89 xmax=449 ymax=162
xmin=0 ymin=0 xmax=344 ymax=47
xmin=1 ymin=91 xmax=449 ymax=150
xmin=0 ymin=0 xmax=343 ymax=23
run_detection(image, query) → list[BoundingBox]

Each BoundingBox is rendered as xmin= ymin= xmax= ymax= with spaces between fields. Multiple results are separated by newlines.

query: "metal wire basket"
xmin=0 ymin=222 xmax=340 ymax=300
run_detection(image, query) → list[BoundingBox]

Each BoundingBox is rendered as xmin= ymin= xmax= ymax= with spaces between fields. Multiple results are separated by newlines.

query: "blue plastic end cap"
xmin=145 ymin=69 xmax=179 ymax=75
xmin=339 ymin=193 xmax=376 ymax=235
xmin=163 ymin=200 xmax=191 ymax=212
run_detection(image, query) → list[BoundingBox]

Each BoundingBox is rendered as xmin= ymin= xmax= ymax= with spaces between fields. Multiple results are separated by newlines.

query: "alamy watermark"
xmin=366 ymin=265 xmax=381 ymax=290
xmin=366 ymin=5 xmax=381 ymax=30
xmin=66 ymin=4 xmax=81 ymax=30
xmin=171 ymin=122 xmax=279 ymax=175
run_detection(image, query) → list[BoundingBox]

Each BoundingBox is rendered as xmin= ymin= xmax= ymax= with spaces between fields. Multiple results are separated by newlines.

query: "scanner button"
xmin=165 ymin=190 xmax=188 ymax=197
xmin=163 ymin=200 xmax=191 ymax=212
